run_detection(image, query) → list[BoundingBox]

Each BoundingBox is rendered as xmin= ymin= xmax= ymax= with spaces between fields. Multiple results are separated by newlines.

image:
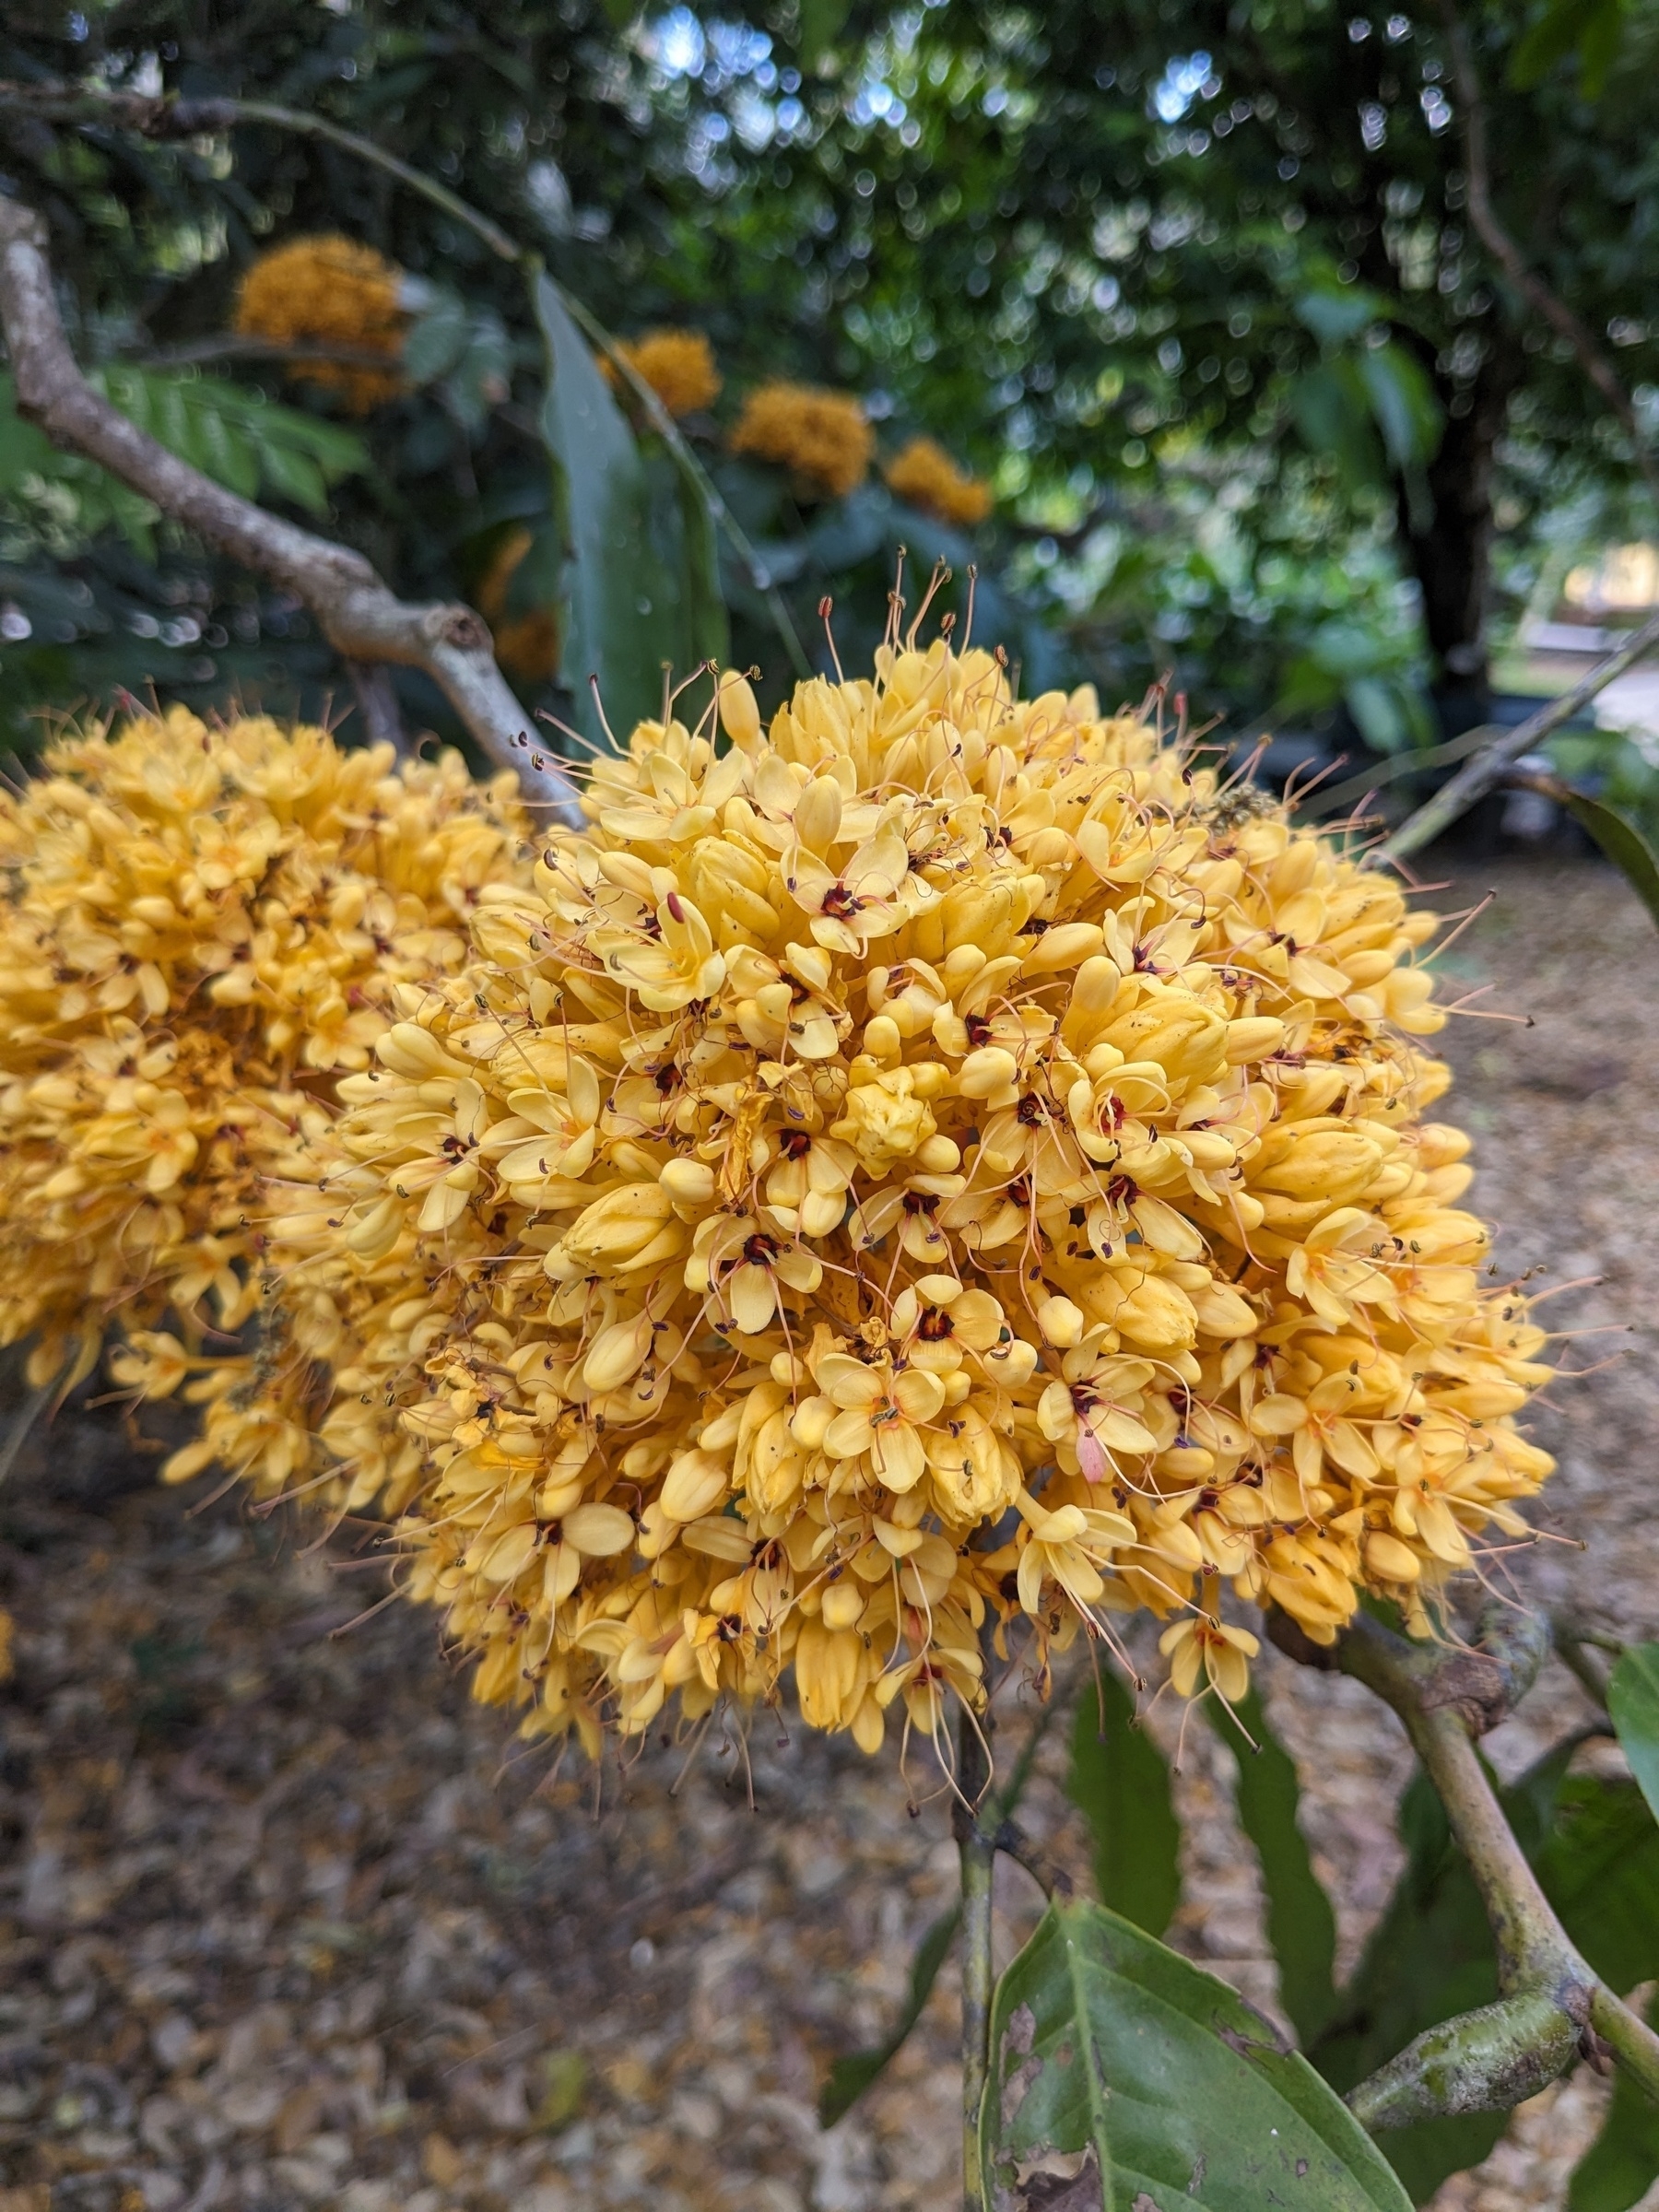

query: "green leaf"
xmin=1512 ymin=0 xmax=1629 ymax=93
xmin=1310 ymin=1753 xmax=1658 ymax=2206
xmin=1291 ymin=362 xmax=1387 ymax=495
xmin=1537 ymin=1778 xmax=1659 ymax=1986
xmin=404 ymin=293 xmax=472 ymax=385
xmin=1579 ymin=0 xmax=1630 ymax=93
xmin=1357 ymin=346 xmax=1442 ymax=473
xmin=980 ymin=1900 xmax=1412 ymax=2211
xmin=1567 ymin=1996 xmax=1659 ymax=2211
xmin=535 ymin=273 xmax=725 ymax=742
xmin=1553 ymin=792 xmax=1659 ymax=931
xmin=800 ymin=0 xmax=853 ymax=63
xmin=1295 ymin=285 xmax=1384 ymax=347
xmin=191 ymin=399 xmax=261 ymax=501
xmin=254 ymin=440 xmax=329 ymax=516
xmin=1066 ymin=1669 xmax=1181 ymax=1938
xmin=1609 ymin=1646 xmax=1659 ymax=1826
xmin=818 ymin=1905 xmax=959 ymax=2126
xmin=1218 ymin=1689 xmax=1339 ymax=2047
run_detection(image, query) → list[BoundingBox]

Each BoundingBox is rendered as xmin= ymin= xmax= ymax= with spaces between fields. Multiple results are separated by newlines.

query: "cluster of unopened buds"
xmin=246 ymin=637 xmax=1554 ymax=1759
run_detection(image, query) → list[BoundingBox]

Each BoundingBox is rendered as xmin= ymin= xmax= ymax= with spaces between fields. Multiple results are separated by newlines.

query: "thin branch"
xmin=1376 ymin=605 xmax=1659 ymax=863
xmin=1271 ymin=1606 xmax=1659 ymax=2127
xmin=0 ymin=83 xmax=523 ymax=264
xmin=0 ymin=77 xmax=815 ymax=686
xmin=954 ymin=1691 xmax=996 ymax=2212
xmin=0 ymin=195 xmax=580 ymax=823
xmin=134 ymin=335 xmax=410 ymax=371
xmin=1438 ymin=2 xmax=1659 ymax=515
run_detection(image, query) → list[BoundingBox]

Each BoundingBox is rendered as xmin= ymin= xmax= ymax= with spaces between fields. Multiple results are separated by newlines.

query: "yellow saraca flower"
xmin=233 ymin=234 xmax=408 ymax=409
xmin=224 ymin=637 xmax=1552 ymax=1758
xmin=0 ymin=707 xmax=528 ymax=1502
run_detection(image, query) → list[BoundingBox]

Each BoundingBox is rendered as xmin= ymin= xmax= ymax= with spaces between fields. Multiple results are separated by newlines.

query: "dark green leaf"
xmin=818 ymin=1906 xmax=959 ymax=2126
xmin=799 ymin=0 xmax=853 ymax=64
xmin=1066 ymin=1669 xmax=1181 ymax=1938
xmin=254 ymin=441 xmax=329 ymax=516
xmin=1310 ymin=1753 xmax=1656 ymax=2206
xmin=535 ymin=274 xmax=720 ymax=741
xmin=1608 ymin=1646 xmax=1659 ymax=1827
xmin=1291 ymin=363 xmax=1386 ymax=494
xmin=1567 ymin=1996 xmax=1659 ymax=2211
xmin=1554 ymin=792 xmax=1659 ymax=931
xmin=1294 ymin=285 xmax=1384 ymax=347
xmin=1357 ymin=346 xmax=1442 ymax=473
xmin=1217 ymin=1688 xmax=1339 ymax=2047
xmin=1512 ymin=0 xmax=1629 ymax=92
xmin=1537 ymin=1778 xmax=1659 ymax=1986
xmin=980 ymin=1901 xmax=1412 ymax=2211
xmin=404 ymin=294 xmax=472 ymax=385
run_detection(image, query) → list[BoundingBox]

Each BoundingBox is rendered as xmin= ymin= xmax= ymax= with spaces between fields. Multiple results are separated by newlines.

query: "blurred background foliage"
xmin=3 ymin=0 xmax=1659 ymax=798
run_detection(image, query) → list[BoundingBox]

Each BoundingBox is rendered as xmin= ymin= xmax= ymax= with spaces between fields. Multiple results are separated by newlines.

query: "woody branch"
xmin=1271 ymin=1606 xmax=1659 ymax=2128
xmin=0 ymin=194 xmax=582 ymax=825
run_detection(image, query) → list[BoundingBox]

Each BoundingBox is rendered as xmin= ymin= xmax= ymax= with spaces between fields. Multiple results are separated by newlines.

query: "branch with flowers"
xmin=4 ymin=625 xmax=1656 ymax=2207
xmin=0 ymin=194 xmax=581 ymax=824
xmin=6 ymin=74 xmax=1659 ymax=2212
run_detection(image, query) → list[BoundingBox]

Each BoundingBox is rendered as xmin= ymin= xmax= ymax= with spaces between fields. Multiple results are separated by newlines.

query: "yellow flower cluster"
xmin=730 ymin=382 xmax=873 ymax=500
xmin=233 ymin=235 xmax=408 ymax=410
xmin=0 ymin=708 xmax=528 ymax=1510
xmin=886 ymin=436 xmax=994 ymax=529
xmin=607 ymin=329 xmax=723 ymax=418
xmin=278 ymin=642 xmax=1551 ymax=1757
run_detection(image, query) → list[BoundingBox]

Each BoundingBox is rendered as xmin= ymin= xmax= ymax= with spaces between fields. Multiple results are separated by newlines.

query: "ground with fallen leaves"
xmin=0 ymin=849 xmax=1655 ymax=2212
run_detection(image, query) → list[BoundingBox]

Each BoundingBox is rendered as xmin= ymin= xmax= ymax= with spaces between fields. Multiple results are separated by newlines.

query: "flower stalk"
xmin=954 ymin=1693 xmax=996 ymax=2212
xmin=1275 ymin=1606 xmax=1659 ymax=2126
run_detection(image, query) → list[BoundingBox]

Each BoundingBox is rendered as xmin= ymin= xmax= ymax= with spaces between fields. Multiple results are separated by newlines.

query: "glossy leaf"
xmin=980 ymin=1900 xmax=1412 ymax=2211
xmin=1554 ymin=792 xmax=1659 ymax=933
xmin=1217 ymin=1688 xmax=1338 ymax=2047
xmin=1567 ymin=1996 xmax=1659 ymax=2211
xmin=1067 ymin=1669 xmax=1180 ymax=1938
xmin=818 ymin=1905 xmax=959 ymax=2127
xmin=535 ymin=274 xmax=725 ymax=742
xmin=1609 ymin=1645 xmax=1659 ymax=1827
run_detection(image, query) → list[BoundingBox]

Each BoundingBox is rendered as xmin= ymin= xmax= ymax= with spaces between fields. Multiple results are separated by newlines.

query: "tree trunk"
xmin=1396 ymin=338 xmax=1526 ymax=736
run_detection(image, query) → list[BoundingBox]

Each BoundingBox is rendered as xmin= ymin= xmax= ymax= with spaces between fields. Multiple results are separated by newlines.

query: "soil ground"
xmin=0 ymin=850 xmax=1655 ymax=2212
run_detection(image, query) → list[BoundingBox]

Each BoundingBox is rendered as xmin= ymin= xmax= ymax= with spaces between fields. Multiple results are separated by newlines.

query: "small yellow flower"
xmin=729 ymin=382 xmax=873 ymax=498
xmin=1159 ymin=1616 xmax=1261 ymax=1704
xmin=606 ymin=329 xmax=722 ymax=418
xmin=885 ymin=435 xmax=994 ymax=528
xmin=233 ymin=235 xmax=408 ymax=410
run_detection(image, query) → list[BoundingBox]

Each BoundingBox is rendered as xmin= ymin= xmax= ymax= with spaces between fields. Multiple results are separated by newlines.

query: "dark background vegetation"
xmin=4 ymin=0 xmax=1659 ymax=794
